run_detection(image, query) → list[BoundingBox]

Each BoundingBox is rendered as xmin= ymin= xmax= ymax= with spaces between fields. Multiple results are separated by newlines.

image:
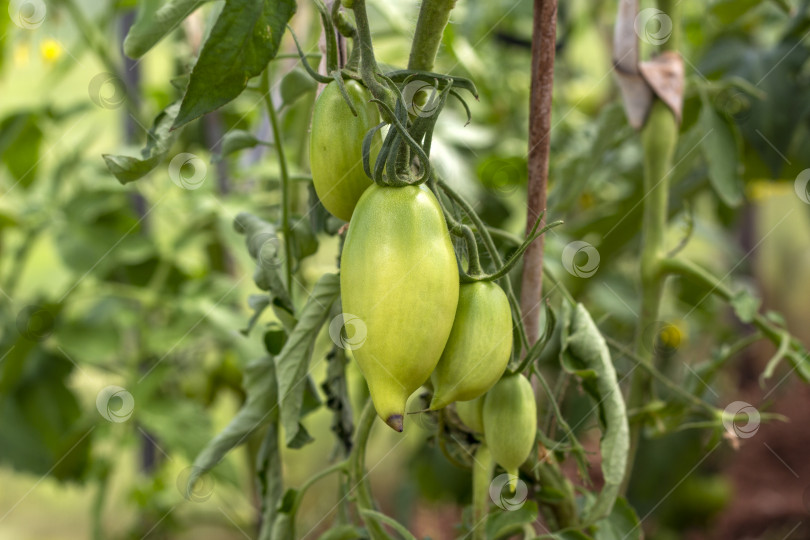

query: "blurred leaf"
xmin=698 ymin=92 xmax=742 ymax=207
xmin=0 ymin=345 xmax=91 ymax=481
xmin=173 ymin=0 xmax=297 ymax=128
xmin=0 ymin=112 xmax=43 ymax=188
xmin=214 ymin=129 xmax=268 ymax=162
xmin=234 ymin=212 xmax=294 ymax=315
xmin=256 ymin=423 xmax=283 ymax=540
xmin=275 ymin=273 xmax=340 ymax=448
xmin=592 ymin=497 xmax=642 ymax=540
xmin=281 ymin=68 xmax=317 ymax=107
xmin=485 ymin=501 xmax=538 ymax=540
xmin=124 ymin=0 xmax=210 ymax=58
xmin=290 ymin=216 xmax=318 ymax=263
xmin=316 ymin=524 xmax=366 ymax=540
xmin=190 ymin=357 xmax=277 ymax=479
xmin=102 ymin=102 xmax=181 ymax=184
xmin=322 ymin=341 xmax=354 ymax=454
xmin=709 ymin=0 xmax=761 ymax=24
xmin=243 ymin=294 xmax=271 ymax=335
xmin=560 ymin=303 xmax=629 ymax=521
xmin=730 ymin=289 xmax=761 ymax=323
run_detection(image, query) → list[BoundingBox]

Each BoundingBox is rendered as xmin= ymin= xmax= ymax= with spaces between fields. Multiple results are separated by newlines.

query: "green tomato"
xmin=454 ymin=395 xmax=485 ymax=434
xmin=340 ymin=184 xmax=459 ymax=431
xmin=430 ymin=281 xmax=512 ymax=409
xmin=482 ymin=374 xmax=537 ymax=481
xmin=309 ymin=80 xmax=381 ymax=222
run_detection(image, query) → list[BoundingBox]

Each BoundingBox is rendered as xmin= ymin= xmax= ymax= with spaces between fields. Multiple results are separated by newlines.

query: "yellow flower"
xmin=40 ymin=38 xmax=63 ymax=63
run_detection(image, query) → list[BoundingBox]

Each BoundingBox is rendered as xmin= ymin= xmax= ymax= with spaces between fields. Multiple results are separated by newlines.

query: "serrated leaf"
xmin=699 ymin=92 xmax=742 ymax=207
xmin=173 ymin=0 xmax=297 ymax=128
xmin=275 ymin=273 xmax=340 ymax=447
xmin=560 ymin=303 xmax=629 ymax=521
xmin=124 ymin=0 xmax=210 ymax=58
xmin=102 ymin=102 xmax=181 ymax=184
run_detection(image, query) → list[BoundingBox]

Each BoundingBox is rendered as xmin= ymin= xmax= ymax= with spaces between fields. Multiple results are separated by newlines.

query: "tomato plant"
xmin=3 ymin=0 xmax=810 ymax=538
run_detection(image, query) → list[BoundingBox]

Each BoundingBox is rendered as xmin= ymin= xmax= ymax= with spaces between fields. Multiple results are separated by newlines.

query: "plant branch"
xmin=351 ymin=399 xmax=387 ymax=540
xmin=407 ymin=0 xmax=457 ymax=71
xmin=261 ymin=71 xmax=295 ymax=292
xmin=520 ymin=0 xmax=557 ymax=345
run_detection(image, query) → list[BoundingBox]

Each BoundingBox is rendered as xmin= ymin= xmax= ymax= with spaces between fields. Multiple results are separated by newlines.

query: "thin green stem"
xmin=407 ymin=0 xmax=457 ymax=71
xmin=471 ymin=443 xmax=494 ymax=540
xmin=290 ymin=461 xmax=348 ymax=518
xmin=261 ymin=70 xmax=294 ymax=292
xmin=349 ymin=0 xmax=394 ymax=111
xmin=436 ymin=178 xmax=529 ymax=351
xmin=351 ymin=399 xmax=387 ymax=540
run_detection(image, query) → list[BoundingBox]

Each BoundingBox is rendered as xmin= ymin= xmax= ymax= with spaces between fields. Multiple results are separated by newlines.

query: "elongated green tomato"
xmin=340 ymin=184 xmax=459 ymax=431
xmin=430 ymin=281 xmax=512 ymax=409
xmin=482 ymin=374 xmax=537 ymax=489
xmin=310 ymin=80 xmax=381 ymax=222
xmin=455 ymin=395 xmax=485 ymax=434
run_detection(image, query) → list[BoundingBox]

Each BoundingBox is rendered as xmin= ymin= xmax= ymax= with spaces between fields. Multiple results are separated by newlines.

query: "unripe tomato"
xmin=430 ymin=281 xmax=512 ymax=409
xmin=455 ymin=395 xmax=485 ymax=434
xmin=310 ymin=80 xmax=381 ymax=222
xmin=340 ymin=184 xmax=459 ymax=431
xmin=482 ymin=374 xmax=537 ymax=482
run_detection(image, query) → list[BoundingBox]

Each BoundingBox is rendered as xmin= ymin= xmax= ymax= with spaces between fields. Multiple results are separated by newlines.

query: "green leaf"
xmin=214 ymin=129 xmax=268 ymax=162
xmin=698 ymin=92 xmax=742 ymax=207
xmin=730 ymin=289 xmax=760 ymax=324
xmin=242 ymin=294 xmax=271 ymax=335
xmin=485 ymin=501 xmax=539 ymax=540
xmin=592 ymin=497 xmax=642 ymax=540
xmin=0 ymin=112 xmax=43 ymax=188
xmin=234 ymin=212 xmax=294 ymax=315
xmin=190 ymin=357 xmax=277 ymax=479
xmin=316 ymin=524 xmax=366 ymax=540
xmin=560 ymin=303 xmax=629 ymax=521
xmin=281 ymin=68 xmax=318 ymax=107
xmin=102 ymin=102 xmax=181 ymax=184
xmin=173 ymin=0 xmax=297 ymax=128
xmin=276 ymin=273 xmax=340 ymax=447
xmin=534 ymin=532 xmax=593 ymax=540
xmin=124 ymin=0 xmax=210 ymax=58
xmin=290 ymin=217 xmax=319 ymax=263
xmin=256 ymin=423 xmax=284 ymax=540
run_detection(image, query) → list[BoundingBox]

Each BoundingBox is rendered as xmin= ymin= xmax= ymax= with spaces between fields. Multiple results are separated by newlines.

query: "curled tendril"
xmin=370 ymin=98 xmax=431 ymax=186
xmin=287 ymin=24 xmax=332 ymax=84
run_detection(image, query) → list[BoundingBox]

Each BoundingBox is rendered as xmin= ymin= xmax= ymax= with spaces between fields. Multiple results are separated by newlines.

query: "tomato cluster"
xmin=309 ymin=79 xmax=536 ymax=473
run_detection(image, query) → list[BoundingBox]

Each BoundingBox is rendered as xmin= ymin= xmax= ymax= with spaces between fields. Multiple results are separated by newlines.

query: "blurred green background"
xmin=2 ymin=0 xmax=810 ymax=538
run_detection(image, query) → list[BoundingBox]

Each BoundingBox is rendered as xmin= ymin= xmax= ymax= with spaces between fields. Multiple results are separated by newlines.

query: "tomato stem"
xmin=350 ymin=399 xmax=388 ymax=540
xmin=407 ymin=0 xmax=457 ymax=72
xmin=261 ymin=70 xmax=295 ymax=293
